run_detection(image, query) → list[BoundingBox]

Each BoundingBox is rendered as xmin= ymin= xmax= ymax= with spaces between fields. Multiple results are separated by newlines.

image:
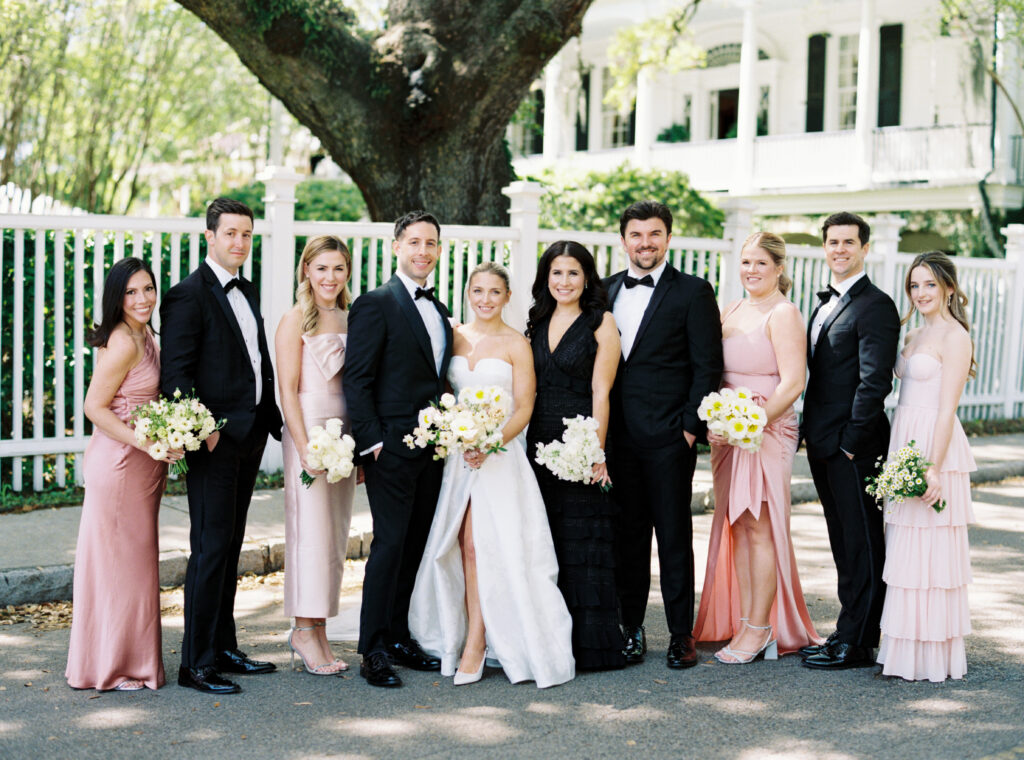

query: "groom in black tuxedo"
xmin=605 ymin=200 xmax=723 ymax=670
xmin=160 ymin=198 xmax=283 ymax=694
xmin=343 ymin=211 xmax=453 ymax=688
xmin=800 ymin=212 xmax=899 ymax=670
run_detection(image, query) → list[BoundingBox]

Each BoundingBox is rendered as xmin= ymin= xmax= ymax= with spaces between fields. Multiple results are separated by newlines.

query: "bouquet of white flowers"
xmin=301 ymin=417 xmax=356 ymax=487
xmin=533 ymin=415 xmax=609 ymax=490
xmin=865 ymin=439 xmax=945 ymax=513
xmin=404 ymin=386 xmax=511 ymax=460
xmin=697 ymin=387 xmax=767 ymax=451
xmin=131 ymin=388 xmax=224 ymax=476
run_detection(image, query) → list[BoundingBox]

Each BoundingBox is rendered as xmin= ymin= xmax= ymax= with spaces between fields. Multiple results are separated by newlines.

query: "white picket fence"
xmin=2 ymin=177 xmax=1024 ymax=492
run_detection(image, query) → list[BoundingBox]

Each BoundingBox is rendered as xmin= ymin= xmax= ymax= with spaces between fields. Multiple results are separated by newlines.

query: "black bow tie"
xmin=415 ymin=286 xmax=435 ymax=300
xmin=624 ymin=274 xmax=655 ymax=289
xmin=816 ymin=285 xmax=840 ymax=303
xmin=223 ymin=278 xmax=241 ymax=294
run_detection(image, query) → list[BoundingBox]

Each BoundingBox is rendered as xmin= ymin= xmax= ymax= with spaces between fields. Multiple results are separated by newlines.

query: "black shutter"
xmin=806 ymin=34 xmax=826 ymax=133
xmin=575 ymin=72 xmax=590 ymax=151
xmin=878 ymin=24 xmax=902 ymax=127
xmin=531 ymin=90 xmax=545 ymax=155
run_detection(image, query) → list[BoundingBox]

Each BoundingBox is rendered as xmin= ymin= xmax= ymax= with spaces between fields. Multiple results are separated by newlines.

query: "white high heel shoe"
xmin=454 ymin=649 xmax=487 ymax=686
xmin=714 ymin=622 xmax=778 ymax=664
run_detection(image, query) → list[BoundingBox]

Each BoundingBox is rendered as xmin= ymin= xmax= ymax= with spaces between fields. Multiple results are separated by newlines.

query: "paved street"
xmin=2 ymin=480 xmax=1023 ymax=760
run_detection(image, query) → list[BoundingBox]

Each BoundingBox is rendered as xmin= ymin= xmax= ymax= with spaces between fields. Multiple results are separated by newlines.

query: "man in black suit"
xmin=800 ymin=212 xmax=899 ymax=670
xmin=605 ymin=200 xmax=723 ymax=670
xmin=160 ymin=198 xmax=283 ymax=694
xmin=343 ymin=211 xmax=453 ymax=688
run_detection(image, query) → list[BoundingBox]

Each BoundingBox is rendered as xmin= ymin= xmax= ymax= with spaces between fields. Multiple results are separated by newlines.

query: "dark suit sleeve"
xmin=683 ymin=279 xmax=724 ymax=437
xmin=841 ymin=293 xmax=900 ymax=455
xmin=159 ymin=284 xmax=202 ymax=400
xmin=343 ymin=294 xmax=386 ymax=452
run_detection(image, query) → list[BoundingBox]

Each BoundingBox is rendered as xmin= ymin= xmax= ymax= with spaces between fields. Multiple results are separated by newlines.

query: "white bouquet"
xmin=865 ymin=439 xmax=945 ymax=513
xmin=404 ymin=386 xmax=511 ymax=460
xmin=534 ymin=415 xmax=609 ymax=490
xmin=130 ymin=388 xmax=224 ymax=476
xmin=698 ymin=386 xmax=767 ymax=451
xmin=302 ymin=417 xmax=356 ymax=487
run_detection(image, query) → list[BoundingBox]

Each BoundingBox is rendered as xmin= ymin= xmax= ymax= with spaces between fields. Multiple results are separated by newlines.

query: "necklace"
xmin=315 ymin=304 xmax=339 ymax=312
xmin=748 ymin=288 xmax=780 ymax=306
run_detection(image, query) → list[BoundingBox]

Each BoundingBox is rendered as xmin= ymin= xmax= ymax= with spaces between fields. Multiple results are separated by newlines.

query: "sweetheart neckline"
xmin=451 ymin=355 xmax=513 ymax=372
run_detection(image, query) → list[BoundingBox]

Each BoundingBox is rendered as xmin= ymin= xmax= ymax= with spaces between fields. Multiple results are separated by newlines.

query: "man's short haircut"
xmin=619 ymin=200 xmax=673 ymax=238
xmin=206 ymin=197 xmax=254 ymax=232
xmin=394 ymin=210 xmax=441 ymax=241
xmin=822 ymin=211 xmax=870 ymax=245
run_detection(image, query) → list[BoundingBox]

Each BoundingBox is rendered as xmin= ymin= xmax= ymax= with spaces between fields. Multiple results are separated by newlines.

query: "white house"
xmin=511 ymin=0 xmax=1024 ymax=220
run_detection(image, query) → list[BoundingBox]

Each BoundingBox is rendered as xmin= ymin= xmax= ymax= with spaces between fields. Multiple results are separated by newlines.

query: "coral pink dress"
xmin=693 ymin=302 xmax=822 ymax=654
xmin=877 ymin=353 xmax=975 ymax=681
xmin=282 ymin=333 xmax=355 ymax=618
xmin=66 ymin=331 xmax=167 ymax=690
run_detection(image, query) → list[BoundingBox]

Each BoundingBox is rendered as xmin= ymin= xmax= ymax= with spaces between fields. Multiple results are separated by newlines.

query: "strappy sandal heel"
xmin=288 ymin=624 xmax=344 ymax=675
xmin=312 ymin=620 xmax=349 ymax=671
xmin=714 ymin=621 xmax=778 ymax=664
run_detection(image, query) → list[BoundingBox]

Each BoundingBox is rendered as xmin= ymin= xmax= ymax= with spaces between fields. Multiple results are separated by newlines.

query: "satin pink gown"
xmin=877 ymin=353 xmax=975 ymax=681
xmin=693 ymin=302 xmax=822 ymax=654
xmin=66 ymin=332 xmax=167 ymax=690
xmin=282 ymin=332 xmax=355 ymax=618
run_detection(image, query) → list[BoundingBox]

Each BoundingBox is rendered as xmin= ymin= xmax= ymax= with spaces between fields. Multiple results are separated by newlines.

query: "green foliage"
xmin=657 ymin=123 xmax=691 ymax=143
xmin=195 ymin=179 xmax=368 ymax=221
xmin=530 ymin=164 xmax=724 ymax=237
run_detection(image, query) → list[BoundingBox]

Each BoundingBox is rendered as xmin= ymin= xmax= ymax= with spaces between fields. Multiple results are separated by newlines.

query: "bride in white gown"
xmin=409 ymin=262 xmax=575 ymax=688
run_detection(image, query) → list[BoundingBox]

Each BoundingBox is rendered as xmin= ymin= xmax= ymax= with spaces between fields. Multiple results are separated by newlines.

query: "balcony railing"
xmin=872 ymin=124 xmax=991 ymax=184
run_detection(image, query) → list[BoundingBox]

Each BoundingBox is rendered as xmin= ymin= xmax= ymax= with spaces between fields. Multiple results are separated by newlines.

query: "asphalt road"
xmin=2 ymin=480 xmax=1023 ymax=760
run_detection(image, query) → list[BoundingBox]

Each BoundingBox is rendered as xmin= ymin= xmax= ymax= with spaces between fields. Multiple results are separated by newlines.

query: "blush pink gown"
xmin=66 ymin=331 xmax=167 ymax=690
xmin=282 ymin=333 xmax=355 ymax=618
xmin=693 ymin=302 xmax=822 ymax=654
xmin=877 ymin=353 xmax=975 ymax=681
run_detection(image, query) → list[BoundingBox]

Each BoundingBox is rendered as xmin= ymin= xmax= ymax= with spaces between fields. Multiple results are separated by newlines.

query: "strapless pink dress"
xmin=877 ymin=353 xmax=975 ymax=681
xmin=282 ymin=333 xmax=356 ymax=618
xmin=66 ymin=332 xmax=167 ymax=690
xmin=693 ymin=302 xmax=822 ymax=654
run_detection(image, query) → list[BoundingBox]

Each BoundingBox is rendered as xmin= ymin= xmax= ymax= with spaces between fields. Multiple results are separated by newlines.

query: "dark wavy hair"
xmin=822 ymin=211 xmax=870 ymax=245
xmin=526 ymin=241 xmax=608 ymax=338
xmin=86 ymin=257 xmax=157 ymax=348
xmin=394 ymin=210 xmax=441 ymax=240
xmin=206 ymin=197 xmax=253 ymax=232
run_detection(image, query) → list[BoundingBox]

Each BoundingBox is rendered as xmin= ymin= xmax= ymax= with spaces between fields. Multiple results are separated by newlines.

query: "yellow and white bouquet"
xmin=534 ymin=415 xmax=608 ymax=490
xmin=865 ymin=439 xmax=945 ymax=513
xmin=302 ymin=417 xmax=356 ymax=487
xmin=130 ymin=388 xmax=224 ymax=476
xmin=698 ymin=386 xmax=767 ymax=451
xmin=404 ymin=386 xmax=511 ymax=460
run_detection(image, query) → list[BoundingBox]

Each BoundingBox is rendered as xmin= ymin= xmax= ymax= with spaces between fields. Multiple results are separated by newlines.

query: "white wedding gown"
xmin=408 ymin=356 xmax=575 ymax=688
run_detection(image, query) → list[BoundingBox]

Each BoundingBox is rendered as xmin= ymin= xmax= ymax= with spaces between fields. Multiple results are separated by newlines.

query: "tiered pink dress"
xmin=66 ymin=332 xmax=167 ymax=690
xmin=693 ymin=302 xmax=822 ymax=654
xmin=877 ymin=353 xmax=975 ymax=682
xmin=282 ymin=333 xmax=356 ymax=618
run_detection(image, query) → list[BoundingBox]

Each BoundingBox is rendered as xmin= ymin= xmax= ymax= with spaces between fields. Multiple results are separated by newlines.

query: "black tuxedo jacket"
xmin=801 ymin=275 xmax=900 ymax=458
xmin=604 ymin=265 xmax=723 ymax=447
xmin=159 ymin=262 xmax=282 ymax=444
xmin=343 ymin=275 xmax=454 ymax=460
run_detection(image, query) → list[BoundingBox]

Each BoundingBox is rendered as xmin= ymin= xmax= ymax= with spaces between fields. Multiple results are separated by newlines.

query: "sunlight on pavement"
xmin=72 ymin=707 xmax=148 ymax=728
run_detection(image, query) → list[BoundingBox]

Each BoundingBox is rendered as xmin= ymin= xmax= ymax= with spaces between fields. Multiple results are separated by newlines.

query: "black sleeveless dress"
xmin=527 ymin=311 xmax=625 ymax=671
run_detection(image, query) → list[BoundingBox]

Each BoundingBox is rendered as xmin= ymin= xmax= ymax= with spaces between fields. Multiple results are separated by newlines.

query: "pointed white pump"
xmin=453 ymin=648 xmax=487 ymax=686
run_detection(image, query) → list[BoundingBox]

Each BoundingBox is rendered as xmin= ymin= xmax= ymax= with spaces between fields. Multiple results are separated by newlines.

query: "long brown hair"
xmin=295 ymin=235 xmax=352 ymax=335
xmin=903 ymin=251 xmax=977 ymax=378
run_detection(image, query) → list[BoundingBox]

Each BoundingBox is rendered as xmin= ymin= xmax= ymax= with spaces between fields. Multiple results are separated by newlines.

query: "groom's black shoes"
xmin=178 ymin=666 xmax=241 ymax=694
xmin=216 ymin=649 xmax=277 ymax=675
xmin=361 ymin=652 xmax=403 ymax=688
xmin=622 ymin=625 xmax=647 ymax=664
xmin=388 ymin=638 xmax=442 ymax=671
xmin=799 ymin=630 xmax=839 ymax=658
xmin=801 ymin=641 xmax=874 ymax=670
xmin=666 ymin=634 xmax=699 ymax=669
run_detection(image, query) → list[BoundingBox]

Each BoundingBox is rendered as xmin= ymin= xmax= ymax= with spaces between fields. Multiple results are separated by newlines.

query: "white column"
xmin=1001 ymin=224 xmax=1024 ymax=417
xmin=502 ymin=181 xmax=544 ymax=332
xmin=543 ymin=53 xmax=565 ymax=163
xmin=733 ymin=1 xmax=758 ymax=195
xmin=869 ymin=213 xmax=905 ymax=296
xmin=633 ymin=68 xmax=657 ymax=168
xmin=854 ymin=0 xmax=879 ymax=189
xmin=692 ymin=86 xmax=710 ymax=142
xmin=720 ymin=198 xmax=756 ymax=305
xmin=992 ymin=15 xmax=1022 ymax=184
xmin=269 ymin=98 xmax=286 ymax=166
xmin=588 ymin=67 xmax=604 ymax=152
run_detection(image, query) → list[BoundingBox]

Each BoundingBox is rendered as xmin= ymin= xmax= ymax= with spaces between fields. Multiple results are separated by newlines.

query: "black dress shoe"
xmin=622 ymin=625 xmax=647 ymax=664
xmin=666 ymin=634 xmax=698 ymax=669
xmin=178 ymin=666 xmax=241 ymax=694
xmin=801 ymin=641 xmax=875 ymax=670
xmin=216 ymin=648 xmax=277 ymax=675
xmin=799 ymin=630 xmax=839 ymax=658
xmin=360 ymin=652 xmax=403 ymax=688
xmin=388 ymin=638 xmax=442 ymax=671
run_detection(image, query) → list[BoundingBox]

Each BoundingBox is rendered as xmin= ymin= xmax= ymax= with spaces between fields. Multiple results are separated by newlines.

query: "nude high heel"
xmin=288 ymin=625 xmax=343 ymax=675
xmin=714 ymin=621 xmax=778 ymax=664
xmin=454 ymin=648 xmax=487 ymax=686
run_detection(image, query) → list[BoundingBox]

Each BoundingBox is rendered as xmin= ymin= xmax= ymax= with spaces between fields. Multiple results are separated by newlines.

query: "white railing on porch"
xmin=3 ymin=179 xmax=1024 ymax=492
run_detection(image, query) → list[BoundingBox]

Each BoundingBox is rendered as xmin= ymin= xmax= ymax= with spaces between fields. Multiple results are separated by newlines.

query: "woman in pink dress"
xmin=66 ymin=257 xmax=182 ymax=691
xmin=877 ymin=251 xmax=976 ymax=682
xmin=693 ymin=232 xmax=822 ymax=663
xmin=275 ymin=235 xmax=356 ymax=675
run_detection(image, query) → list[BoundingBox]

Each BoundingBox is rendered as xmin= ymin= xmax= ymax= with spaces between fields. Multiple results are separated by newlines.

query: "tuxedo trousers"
xmin=808 ymin=449 xmax=886 ymax=648
xmin=359 ymin=448 xmax=443 ymax=655
xmin=611 ymin=433 xmax=697 ymax=636
xmin=180 ymin=428 xmax=267 ymax=668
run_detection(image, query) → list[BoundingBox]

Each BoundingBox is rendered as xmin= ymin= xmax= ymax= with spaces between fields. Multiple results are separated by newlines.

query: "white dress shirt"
xmin=612 ymin=259 xmax=667 ymax=359
xmin=205 ymin=257 xmax=262 ymax=404
xmin=396 ymin=270 xmax=446 ymax=375
xmin=810 ymin=270 xmax=866 ymax=351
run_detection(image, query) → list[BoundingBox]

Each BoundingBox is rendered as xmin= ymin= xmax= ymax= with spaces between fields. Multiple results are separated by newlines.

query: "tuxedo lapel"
xmin=815 ymin=276 xmax=871 ymax=353
xmin=389 ymin=276 xmax=438 ymax=374
xmin=628 ymin=266 xmax=674 ymax=362
xmin=606 ymin=272 xmax=625 ymax=305
xmin=201 ymin=263 xmax=250 ymax=360
xmin=435 ymin=300 xmax=454 ymax=378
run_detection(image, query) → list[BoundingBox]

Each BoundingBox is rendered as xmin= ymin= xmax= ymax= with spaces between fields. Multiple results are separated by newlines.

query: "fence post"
xmin=870 ymin=214 xmax=905 ymax=296
xmin=502 ymin=180 xmax=544 ymax=332
xmin=1002 ymin=224 xmax=1024 ymax=418
xmin=719 ymin=198 xmax=755 ymax=305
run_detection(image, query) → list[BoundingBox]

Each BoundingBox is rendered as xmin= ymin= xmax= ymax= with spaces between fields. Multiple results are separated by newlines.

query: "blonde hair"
xmin=741 ymin=231 xmax=792 ymax=295
xmin=467 ymin=260 xmax=511 ymax=291
xmin=296 ymin=235 xmax=352 ymax=335
xmin=903 ymin=251 xmax=977 ymax=379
